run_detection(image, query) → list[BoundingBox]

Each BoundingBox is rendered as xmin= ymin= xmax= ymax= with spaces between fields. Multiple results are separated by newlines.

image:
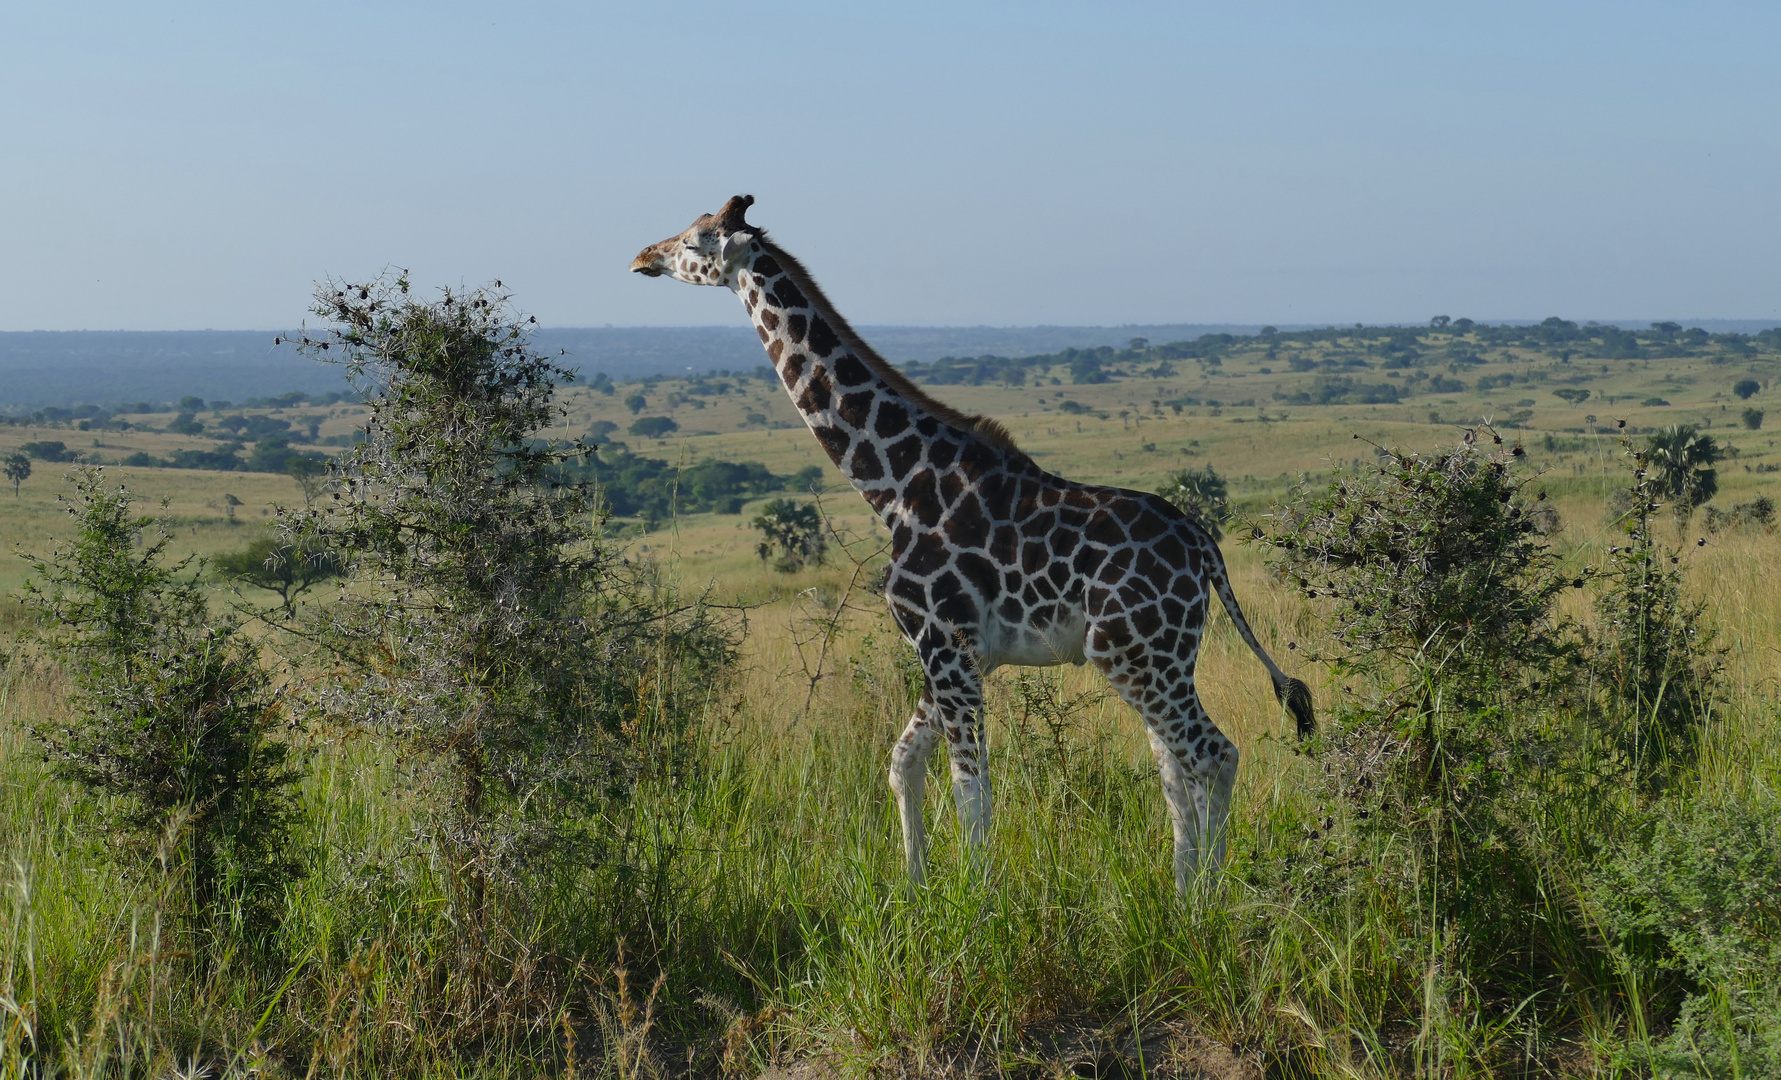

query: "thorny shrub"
xmin=1588 ymin=436 xmax=1722 ymax=788
xmin=1258 ymin=426 xmax=1576 ymax=706
xmin=1253 ymin=425 xmax=1731 ymax=1030
xmin=1254 ymin=429 xmax=1586 ymax=1006
xmin=283 ymin=275 xmax=735 ymax=959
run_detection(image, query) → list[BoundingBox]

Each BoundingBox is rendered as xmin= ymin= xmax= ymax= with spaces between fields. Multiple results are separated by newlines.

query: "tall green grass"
xmin=4 ymin=571 xmax=1779 ymax=1076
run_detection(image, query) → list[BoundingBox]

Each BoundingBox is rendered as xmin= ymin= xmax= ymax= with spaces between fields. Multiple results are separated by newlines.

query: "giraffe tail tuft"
xmin=1203 ymin=533 xmax=1316 ymax=741
xmin=1274 ymin=675 xmax=1316 ymax=739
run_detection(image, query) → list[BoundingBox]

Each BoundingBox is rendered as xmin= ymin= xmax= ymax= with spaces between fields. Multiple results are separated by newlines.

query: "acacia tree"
xmin=285 ymin=275 xmax=731 ymax=947
xmin=286 ymin=455 xmax=329 ymax=506
xmin=213 ymin=533 xmax=344 ymax=615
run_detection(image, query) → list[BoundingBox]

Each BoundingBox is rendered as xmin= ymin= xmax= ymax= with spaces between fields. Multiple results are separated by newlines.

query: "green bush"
xmin=1705 ymin=495 xmax=1776 ymax=534
xmin=20 ymin=440 xmax=72 ymax=461
xmin=1260 ymin=428 xmax=1572 ymax=700
xmin=1592 ymin=794 xmax=1781 ymax=1079
xmin=24 ymin=468 xmax=300 ymax=937
xmin=628 ymin=415 xmax=679 ymax=438
xmin=242 ymin=435 xmax=325 ymax=474
xmin=1258 ymin=428 xmax=1586 ymax=1004
xmin=166 ymin=412 xmax=205 ymax=435
xmin=1155 ymin=464 xmax=1231 ymax=540
xmin=566 ymin=448 xmax=819 ymax=519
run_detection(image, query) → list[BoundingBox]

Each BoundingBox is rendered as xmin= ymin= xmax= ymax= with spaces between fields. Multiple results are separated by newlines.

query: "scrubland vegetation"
xmin=2 ymin=309 xmax=1779 ymax=1077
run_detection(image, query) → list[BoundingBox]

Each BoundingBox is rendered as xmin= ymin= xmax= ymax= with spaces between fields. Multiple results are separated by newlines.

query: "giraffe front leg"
xmin=921 ymin=648 xmax=990 ymax=878
xmin=945 ymin=703 xmax=992 ymax=868
xmin=888 ymin=709 xmax=940 ymax=884
xmin=893 ymin=613 xmax=991 ymax=884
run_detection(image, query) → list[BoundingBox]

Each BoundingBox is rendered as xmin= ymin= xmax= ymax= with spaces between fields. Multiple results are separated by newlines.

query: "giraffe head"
xmin=630 ymin=194 xmax=759 ymax=288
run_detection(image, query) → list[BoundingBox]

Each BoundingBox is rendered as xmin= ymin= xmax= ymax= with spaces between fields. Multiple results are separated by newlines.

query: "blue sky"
xmin=1 ymin=1 xmax=1776 ymax=330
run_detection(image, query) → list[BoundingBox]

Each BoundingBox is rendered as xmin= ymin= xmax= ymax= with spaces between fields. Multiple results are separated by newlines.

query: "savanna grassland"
xmin=2 ymin=319 xmax=1779 ymax=1078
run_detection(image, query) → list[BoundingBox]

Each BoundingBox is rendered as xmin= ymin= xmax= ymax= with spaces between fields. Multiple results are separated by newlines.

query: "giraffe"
xmin=631 ymin=195 xmax=1314 ymax=893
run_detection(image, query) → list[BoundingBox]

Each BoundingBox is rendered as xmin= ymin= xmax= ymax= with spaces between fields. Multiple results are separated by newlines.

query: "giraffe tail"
xmin=1205 ymin=542 xmax=1316 ymax=739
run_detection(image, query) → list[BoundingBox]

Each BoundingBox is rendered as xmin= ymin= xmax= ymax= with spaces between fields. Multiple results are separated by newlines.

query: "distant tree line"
xmin=901 ymin=335 xmax=1245 ymax=388
xmin=16 ymin=435 xmax=328 ymax=475
xmin=1274 ymin=376 xmax=1404 ymax=406
xmin=893 ymin=321 xmax=1781 ymax=389
xmin=561 ymin=447 xmax=824 ymax=523
xmin=0 ymin=389 xmax=360 ymax=429
xmin=117 ymin=439 xmax=326 ymax=474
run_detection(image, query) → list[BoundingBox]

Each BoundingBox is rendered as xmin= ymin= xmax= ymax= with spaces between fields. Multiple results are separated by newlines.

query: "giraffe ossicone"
xmin=631 ymin=195 xmax=1314 ymax=894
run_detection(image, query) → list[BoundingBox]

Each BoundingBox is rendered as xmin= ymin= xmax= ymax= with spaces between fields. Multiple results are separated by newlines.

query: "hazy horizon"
xmin=7 ymin=318 xmax=1780 ymax=334
xmin=4 ymin=317 xmax=1778 ymax=409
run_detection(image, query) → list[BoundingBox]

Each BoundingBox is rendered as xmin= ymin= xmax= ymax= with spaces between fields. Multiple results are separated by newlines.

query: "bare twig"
xmin=786 ymin=496 xmax=890 ymax=722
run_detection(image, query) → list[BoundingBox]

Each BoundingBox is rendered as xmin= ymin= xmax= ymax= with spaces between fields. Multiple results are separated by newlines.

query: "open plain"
xmin=3 ymin=321 xmax=1779 ymax=1077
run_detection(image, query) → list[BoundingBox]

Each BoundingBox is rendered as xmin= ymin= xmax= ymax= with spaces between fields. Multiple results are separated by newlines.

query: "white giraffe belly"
xmin=981 ymin=605 xmax=1089 ymax=670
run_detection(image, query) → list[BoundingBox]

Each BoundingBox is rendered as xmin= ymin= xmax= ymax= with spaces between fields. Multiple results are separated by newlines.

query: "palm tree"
xmin=751 ymin=498 xmax=827 ymax=572
xmin=3 ymin=453 xmax=28 ymax=497
xmin=1645 ymin=425 xmax=1719 ymax=527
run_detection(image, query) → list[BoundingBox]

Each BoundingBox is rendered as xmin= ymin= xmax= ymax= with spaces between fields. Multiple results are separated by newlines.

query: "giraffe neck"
xmin=733 ymin=239 xmax=1003 ymax=516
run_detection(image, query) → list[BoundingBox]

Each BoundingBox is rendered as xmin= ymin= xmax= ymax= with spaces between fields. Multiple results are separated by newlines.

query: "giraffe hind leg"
xmin=1142 ymin=700 xmax=1238 ymax=893
xmin=1145 ymin=726 xmax=1205 ymax=892
xmin=1091 ymin=632 xmax=1237 ymax=894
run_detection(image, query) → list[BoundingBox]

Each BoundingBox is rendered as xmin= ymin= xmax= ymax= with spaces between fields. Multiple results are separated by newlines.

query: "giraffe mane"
xmin=753 ymin=235 xmax=1025 ymax=457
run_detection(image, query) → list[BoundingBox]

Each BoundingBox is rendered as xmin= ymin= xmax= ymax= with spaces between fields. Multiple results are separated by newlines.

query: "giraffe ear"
xmin=719 ymin=230 xmax=756 ymax=266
